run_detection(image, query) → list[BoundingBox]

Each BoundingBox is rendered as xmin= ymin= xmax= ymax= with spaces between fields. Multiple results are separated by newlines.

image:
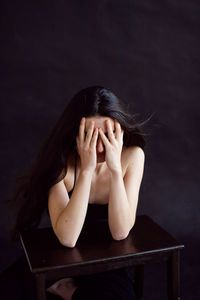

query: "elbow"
xmin=54 ymin=224 xmax=78 ymax=248
xmin=112 ymin=230 xmax=129 ymax=241
xmin=111 ymin=219 xmax=136 ymax=241
xmin=55 ymin=228 xmax=77 ymax=248
xmin=58 ymin=237 xmax=77 ymax=248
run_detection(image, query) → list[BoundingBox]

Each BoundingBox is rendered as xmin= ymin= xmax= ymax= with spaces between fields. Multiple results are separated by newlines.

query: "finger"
xmin=79 ymin=117 xmax=85 ymax=143
xmin=90 ymin=128 xmax=98 ymax=148
xmin=106 ymin=120 xmax=115 ymax=143
xmin=76 ymin=136 xmax=79 ymax=146
xmin=99 ymin=128 xmax=110 ymax=147
xmin=85 ymin=121 xmax=94 ymax=147
xmin=115 ymin=120 xmax=122 ymax=140
xmin=119 ymin=129 xmax=124 ymax=145
xmin=76 ymin=136 xmax=80 ymax=154
xmin=121 ymin=129 xmax=124 ymax=141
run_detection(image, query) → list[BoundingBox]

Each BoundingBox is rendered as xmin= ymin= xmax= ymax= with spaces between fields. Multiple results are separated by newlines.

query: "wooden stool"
xmin=20 ymin=215 xmax=184 ymax=300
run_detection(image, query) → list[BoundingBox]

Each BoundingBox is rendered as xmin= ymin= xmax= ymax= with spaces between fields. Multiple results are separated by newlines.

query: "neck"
xmin=95 ymin=161 xmax=106 ymax=174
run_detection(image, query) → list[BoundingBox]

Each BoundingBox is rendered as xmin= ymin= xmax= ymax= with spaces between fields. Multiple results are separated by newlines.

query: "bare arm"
xmin=99 ymin=120 xmax=145 ymax=240
xmin=108 ymin=147 xmax=145 ymax=240
xmin=48 ymin=170 xmax=93 ymax=248
xmin=48 ymin=118 xmax=98 ymax=248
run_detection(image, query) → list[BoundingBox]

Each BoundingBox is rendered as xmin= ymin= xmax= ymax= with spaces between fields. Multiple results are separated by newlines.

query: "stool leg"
xmin=134 ymin=264 xmax=144 ymax=300
xmin=35 ymin=273 xmax=46 ymax=300
xmin=167 ymin=250 xmax=181 ymax=300
xmin=27 ymin=271 xmax=36 ymax=300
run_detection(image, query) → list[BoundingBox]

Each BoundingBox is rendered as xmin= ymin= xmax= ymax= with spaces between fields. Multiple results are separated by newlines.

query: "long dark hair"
xmin=9 ymin=86 xmax=147 ymax=240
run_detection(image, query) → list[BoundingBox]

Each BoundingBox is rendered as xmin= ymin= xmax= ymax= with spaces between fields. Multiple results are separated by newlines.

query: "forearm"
xmin=108 ymin=169 xmax=134 ymax=240
xmin=55 ymin=170 xmax=93 ymax=247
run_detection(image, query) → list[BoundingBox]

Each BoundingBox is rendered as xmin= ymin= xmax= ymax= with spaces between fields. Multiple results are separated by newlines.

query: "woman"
xmin=9 ymin=86 xmax=146 ymax=300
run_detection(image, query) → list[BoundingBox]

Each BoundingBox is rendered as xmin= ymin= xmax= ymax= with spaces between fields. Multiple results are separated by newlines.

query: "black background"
xmin=1 ymin=1 xmax=200 ymax=299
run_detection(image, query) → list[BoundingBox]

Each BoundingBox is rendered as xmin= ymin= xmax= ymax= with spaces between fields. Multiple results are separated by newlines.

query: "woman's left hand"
xmin=99 ymin=120 xmax=124 ymax=173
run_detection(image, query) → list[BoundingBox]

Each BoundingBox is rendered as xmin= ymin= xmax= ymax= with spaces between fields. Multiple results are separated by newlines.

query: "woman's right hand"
xmin=76 ymin=117 xmax=98 ymax=173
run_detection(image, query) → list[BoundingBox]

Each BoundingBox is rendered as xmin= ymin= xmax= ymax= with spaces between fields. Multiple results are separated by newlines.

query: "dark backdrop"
xmin=1 ymin=1 xmax=200 ymax=299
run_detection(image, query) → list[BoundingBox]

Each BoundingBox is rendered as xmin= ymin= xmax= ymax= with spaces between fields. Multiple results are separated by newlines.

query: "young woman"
xmin=9 ymin=86 xmax=146 ymax=300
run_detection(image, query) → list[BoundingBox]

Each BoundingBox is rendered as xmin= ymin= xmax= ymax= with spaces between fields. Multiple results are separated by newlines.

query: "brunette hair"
xmin=9 ymin=86 xmax=147 ymax=240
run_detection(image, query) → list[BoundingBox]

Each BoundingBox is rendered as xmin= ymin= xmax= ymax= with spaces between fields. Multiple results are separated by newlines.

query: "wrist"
xmin=80 ymin=168 xmax=94 ymax=177
xmin=109 ymin=167 xmax=122 ymax=177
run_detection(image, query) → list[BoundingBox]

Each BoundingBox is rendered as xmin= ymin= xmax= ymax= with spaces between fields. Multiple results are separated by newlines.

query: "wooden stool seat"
xmin=20 ymin=215 xmax=184 ymax=300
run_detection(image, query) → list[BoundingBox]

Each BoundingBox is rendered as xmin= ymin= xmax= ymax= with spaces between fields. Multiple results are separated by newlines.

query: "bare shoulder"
xmin=122 ymin=146 xmax=145 ymax=172
xmin=122 ymin=145 xmax=145 ymax=161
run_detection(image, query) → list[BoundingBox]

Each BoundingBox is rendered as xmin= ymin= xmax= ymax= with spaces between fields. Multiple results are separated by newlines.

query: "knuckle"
xmin=88 ymin=148 xmax=93 ymax=154
xmin=80 ymin=123 xmax=84 ymax=129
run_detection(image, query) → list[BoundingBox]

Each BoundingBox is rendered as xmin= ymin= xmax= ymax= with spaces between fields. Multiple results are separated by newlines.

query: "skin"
xmin=77 ymin=116 xmax=123 ymax=167
xmin=48 ymin=116 xmax=145 ymax=248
